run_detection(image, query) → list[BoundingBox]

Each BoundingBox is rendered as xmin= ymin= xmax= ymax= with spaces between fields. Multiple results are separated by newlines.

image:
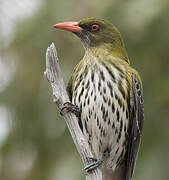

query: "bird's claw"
xmin=60 ymin=102 xmax=81 ymax=116
xmin=84 ymin=157 xmax=103 ymax=172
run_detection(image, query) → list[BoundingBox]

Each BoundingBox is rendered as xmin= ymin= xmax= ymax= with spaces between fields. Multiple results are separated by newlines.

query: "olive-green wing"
xmin=125 ymin=73 xmax=144 ymax=180
xmin=66 ymin=77 xmax=83 ymax=132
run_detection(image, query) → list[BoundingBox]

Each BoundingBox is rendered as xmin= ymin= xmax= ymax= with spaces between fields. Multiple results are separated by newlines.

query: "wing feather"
xmin=125 ymin=73 xmax=144 ymax=180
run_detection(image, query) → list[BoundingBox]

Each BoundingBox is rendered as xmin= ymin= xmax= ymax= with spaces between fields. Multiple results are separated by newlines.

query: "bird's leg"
xmin=84 ymin=155 xmax=104 ymax=172
xmin=60 ymin=102 xmax=81 ymax=118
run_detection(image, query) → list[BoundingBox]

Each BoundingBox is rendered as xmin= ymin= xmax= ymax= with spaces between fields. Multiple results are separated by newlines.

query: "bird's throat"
xmin=86 ymin=44 xmax=130 ymax=64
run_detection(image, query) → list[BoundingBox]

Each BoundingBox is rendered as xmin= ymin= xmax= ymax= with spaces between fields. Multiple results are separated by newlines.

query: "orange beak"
xmin=53 ymin=22 xmax=82 ymax=33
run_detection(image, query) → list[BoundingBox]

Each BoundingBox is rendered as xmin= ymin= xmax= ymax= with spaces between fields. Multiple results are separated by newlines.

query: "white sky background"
xmin=0 ymin=0 xmax=42 ymax=48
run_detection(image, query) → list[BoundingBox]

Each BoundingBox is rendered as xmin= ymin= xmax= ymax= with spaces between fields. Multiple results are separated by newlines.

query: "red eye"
xmin=91 ymin=24 xmax=99 ymax=31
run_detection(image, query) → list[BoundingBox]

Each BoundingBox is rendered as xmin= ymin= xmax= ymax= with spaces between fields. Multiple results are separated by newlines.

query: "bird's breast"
xmin=72 ymin=61 xmax=130 ymax=170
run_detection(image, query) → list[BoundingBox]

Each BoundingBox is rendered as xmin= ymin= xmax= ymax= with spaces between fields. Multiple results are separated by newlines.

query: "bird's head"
xmin=54 ymin=18 xmax=128 ymax=61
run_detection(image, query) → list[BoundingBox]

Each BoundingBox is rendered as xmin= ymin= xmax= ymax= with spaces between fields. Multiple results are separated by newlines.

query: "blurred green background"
xmin=0 ymin=0 xmax=169 ymax=180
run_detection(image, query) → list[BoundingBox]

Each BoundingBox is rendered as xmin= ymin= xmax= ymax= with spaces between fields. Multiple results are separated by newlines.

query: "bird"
xmin=53 ymin=18 xmax=144 ymax=180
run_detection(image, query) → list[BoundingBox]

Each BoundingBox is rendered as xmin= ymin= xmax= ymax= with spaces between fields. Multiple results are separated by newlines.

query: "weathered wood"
xmin=44 ymin=43 xmax=102 ymax=180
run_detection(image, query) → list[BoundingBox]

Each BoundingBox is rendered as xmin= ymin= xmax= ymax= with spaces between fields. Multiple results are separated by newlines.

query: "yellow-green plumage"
xmin=54 ymin=18 xmax=144 ymax=180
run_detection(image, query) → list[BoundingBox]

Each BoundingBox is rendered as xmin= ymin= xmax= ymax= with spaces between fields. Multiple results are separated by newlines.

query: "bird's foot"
xmin=60 ymin=102 xmax=81 ymax=117
xmin=84 ymin=157 xmax=103 ymax=172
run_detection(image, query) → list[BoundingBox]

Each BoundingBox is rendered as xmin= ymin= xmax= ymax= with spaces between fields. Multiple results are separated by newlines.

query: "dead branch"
xmin=44 ymin=43 xmax=102 ymax=180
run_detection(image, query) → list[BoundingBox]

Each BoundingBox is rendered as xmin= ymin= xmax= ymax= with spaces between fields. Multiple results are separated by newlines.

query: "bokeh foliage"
xmin=0 ymin=0 xmax=169 ymax=179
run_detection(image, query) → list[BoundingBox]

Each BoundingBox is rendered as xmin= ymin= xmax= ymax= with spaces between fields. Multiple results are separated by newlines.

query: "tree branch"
xmin=44 ymin=43 xmax=102 ymax=180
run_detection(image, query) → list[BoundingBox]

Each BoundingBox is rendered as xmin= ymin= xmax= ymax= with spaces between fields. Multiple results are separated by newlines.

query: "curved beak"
xmin=53 ymin=21 xmax=82 ymax=33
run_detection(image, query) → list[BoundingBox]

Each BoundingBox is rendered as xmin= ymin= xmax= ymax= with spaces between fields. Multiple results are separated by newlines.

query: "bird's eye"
xmin=90 ymin=24 xmax=99 ymax=32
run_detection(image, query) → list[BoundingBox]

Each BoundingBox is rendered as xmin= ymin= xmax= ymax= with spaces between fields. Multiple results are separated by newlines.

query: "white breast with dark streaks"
xmin=72 ymin=61 xmax=129 ymax=170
